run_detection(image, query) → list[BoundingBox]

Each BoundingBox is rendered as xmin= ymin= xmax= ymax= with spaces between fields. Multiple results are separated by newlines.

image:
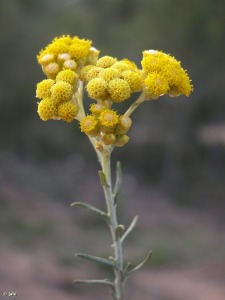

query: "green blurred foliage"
xmin=1 ymin=0 xmax=225 ymax=214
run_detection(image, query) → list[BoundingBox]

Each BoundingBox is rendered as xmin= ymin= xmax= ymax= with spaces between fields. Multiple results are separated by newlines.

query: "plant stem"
xmin=100 ymin=147 xmax=125 ymax=300
xmin=124 ymin=92 xmax=145 ymax=117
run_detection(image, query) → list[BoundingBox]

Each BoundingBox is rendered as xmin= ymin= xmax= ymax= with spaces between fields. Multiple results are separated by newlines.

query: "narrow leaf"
xmin=113 ymin=161 xmax=122 ymax=203
xmin=121 ymin=215 xmax=139 ymax=243
xmin=75 ymin=253 xmax=117 ymax=269
xmin=127 ymin=250 xmax=152 ymax=276
xmin=73 ymin=278 xmax=114 ymax=287
xmin=71 ymin=201 xmax=107 ymax=218
xmin=98 ymin=170 xmax=107 ymax=187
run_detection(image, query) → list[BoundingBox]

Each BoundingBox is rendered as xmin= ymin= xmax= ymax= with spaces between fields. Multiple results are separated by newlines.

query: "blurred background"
xmin=1 ymin=0 xmax=225 ymax=299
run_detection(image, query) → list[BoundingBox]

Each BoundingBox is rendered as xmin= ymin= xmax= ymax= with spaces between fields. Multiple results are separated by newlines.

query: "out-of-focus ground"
xmin=1 ymin=158 xmax=225 ymax=300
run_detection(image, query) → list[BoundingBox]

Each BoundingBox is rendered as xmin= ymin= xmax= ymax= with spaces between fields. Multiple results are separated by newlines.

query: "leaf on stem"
xmin=71 ymin=201 xmax=107 ymax=219
xmin=75 ymin=253 xmax=118 ymax=270
xmin=125 ymin=250 xmax=152 ymax=277
xmin=113 ymin=161 xmax=122 ymax=204
xmin=98 ymin=170 xmax=108 ymax=187
xmin=73 ymin=278 xmax=114 ymax=288
xmin=121 ymin=215 xmax=139 ymax=243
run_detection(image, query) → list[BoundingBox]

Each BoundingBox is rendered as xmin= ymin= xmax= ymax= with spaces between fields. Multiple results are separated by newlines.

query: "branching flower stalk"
xmin=35 ymin=35 xmax=193 ymax=300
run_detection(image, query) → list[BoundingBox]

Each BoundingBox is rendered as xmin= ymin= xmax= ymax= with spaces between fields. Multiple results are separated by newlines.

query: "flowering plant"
xmin=36 ymin=35 xmax=192 ymax=300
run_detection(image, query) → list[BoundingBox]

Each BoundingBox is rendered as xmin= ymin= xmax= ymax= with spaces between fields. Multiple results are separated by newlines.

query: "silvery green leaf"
xmin=121 ymin=215 xmax=139 ymax=243
xmin=126 ymin=250 xmax=152 ymax=276
xmin=71 ymin=201 xmax=107 ymax=219
xmin=73 ymin=278 xmax=114 ymax=287
xmin=75 ymin=253 xmax=118 ymax=269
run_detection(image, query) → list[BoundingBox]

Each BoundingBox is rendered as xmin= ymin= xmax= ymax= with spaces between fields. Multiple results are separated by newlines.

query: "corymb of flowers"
xmin=36 ymin=35 xmax=192 ymax=148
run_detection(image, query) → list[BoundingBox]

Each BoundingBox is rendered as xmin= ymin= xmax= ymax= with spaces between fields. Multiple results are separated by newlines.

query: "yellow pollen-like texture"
xmin=108 ymin=79 xmax=131 ymax=102
xmin=50 ymin=81 xmax=73 ymax=103
xmin=36 ymin=79 xmax=55 ymax=99
xmin=56 ymin=69 xmax=78 ymax=86
xmin=86 ymin=78 xmax=108 ymax=101
xmin=58 ymin=101 xmax=78 ymax=122
xmin=37 ymin=98 xmax=58 ymax=121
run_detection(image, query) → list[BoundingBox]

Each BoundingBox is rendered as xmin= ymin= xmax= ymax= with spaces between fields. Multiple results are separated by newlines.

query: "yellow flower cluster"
xmin=141 ymin=50 xmax=193 ymax=99
xmin=37 ymin=35 xmax=100 ymax=79
xmin=36 ymin=69 xmax=78 ymax=122
xmin=80 ymin=105 xmax=132 ymax=147
xmin=36 ymin=35 xmax=193 ymax=147
xmin=80 ymin=56 xmax=143 ymax=102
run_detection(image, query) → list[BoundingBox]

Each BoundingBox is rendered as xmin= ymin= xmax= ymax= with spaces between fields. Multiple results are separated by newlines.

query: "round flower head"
xmin=99 ymin=68 xmax=121 ymax=82
xmin=63 ymin=59 xmax=77 ymax=71
xmin=57 ymin=53 xmax=71 ymax=63
xmin=42 ymin=62 xmax=60 ymax=79
xmin=80 ymin=115 xmax=100 ymax=137
xmin=86 ymin=67 xmax=104 ymax=82
xmin=163 ymin=64 xmax=193 ymax=96
xmin=50 ymin=81 xmax=73 ymax=103
xmin=79 ymin=65 xmax=95 ymax=82
xmin=108 ymin=78 xmax=131 ymax=102
xmin=144 ymin=73 xmax=169 ymax=99
xmin=141 ymin=51 xmax=169 ymax=74
xmin=36 ymin=79 xmax=55 ymax=99
xmin=102 ymin=133 xmax=117 ymax=145
xmin=86 ymin=78 xmax=108 ymax=101
xmin=89 ymin=103 xmax=108 ymax=116
xmin=56 ymin=69 xmax=78 ymax=86
xmin=58 ymin=101 xmax=78 ymax=122
xmin=96 ymin=56 xmax=117 ymax=68
xmin=115 ymin=115 xmax=132 ymax=135
xmin=114 ymin=135 xmax=130 ymax=147
xmin=37 ymin=98 xmax=58 ymax=121
xmin=68 ymin=37 xmax=92 ymax=60
xmin=39 ymin=53 xmax=54 ymax=65
xmin=99 ymin=109 xmax=119 ymax=133
xmin=121 ymin=70 xmax=143 ymax=92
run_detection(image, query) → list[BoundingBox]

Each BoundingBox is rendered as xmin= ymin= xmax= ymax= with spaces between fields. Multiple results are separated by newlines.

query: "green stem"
xmin=100 ymin=147 xmax=125 ymax=300
xmin=124 ymin=92 xmax=145 ymax=117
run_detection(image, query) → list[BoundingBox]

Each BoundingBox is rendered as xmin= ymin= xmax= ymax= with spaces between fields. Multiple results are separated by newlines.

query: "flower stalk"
xmin=35 ymin=34 xmax=192 ymax=300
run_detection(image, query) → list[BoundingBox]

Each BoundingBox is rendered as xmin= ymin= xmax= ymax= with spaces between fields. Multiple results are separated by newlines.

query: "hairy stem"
xmin=100 ymin=148 xmax=125 ymax=300
xmin=124 ymin=92 xmax=145 ymax=117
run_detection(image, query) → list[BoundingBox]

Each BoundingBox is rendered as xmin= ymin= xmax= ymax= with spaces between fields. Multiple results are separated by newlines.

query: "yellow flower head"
xmin=56 ymin=69 xmax=78 ymax=86
xmin=80 ymin=115 xmax=100 ymax=137
xmin=42 ymin=62 xmax=60 ymax=79
xmin=50 ymin=81 xmax=73 ymax=103
xmin=96 ymin=56 xmax=117 ymax=68
xmin=108 ymin=78 xmax=131 ymax=102
xmin=86 ymin=67 xmax=104 ymax=82
xmin=114 ymin=135 xmax=130 ymax=147
xmin=36 ymin=79 xmax=55 ymax=99
xmin=58 ymin=101 xmax=78 ymax=122
xmin=99 ymin=68 xmax=121 ymax=82
xmin=86 ymin=78 xmax=108 ymax=101
xmin=102 ymin=133 xmax=117 ymax=145
xmin=115 ymin=115 xmax=132 ymax=135
xmin=112 ymin=59 xmax=138 ymax=72
xmin=39 ymin=53 xmax=55 ymax=65
xmin=141 ymin=50 xmax=192 ymax=97
xmin=79 ymin=65 xmax=95 ymax=81
xmin=63 ymin=59 xmax=77 ymax=71
xmin=89 ymin=103 xmax=108 ymax=116
xmin=37 ymin=98 xmax=58 ymax=121
xmin=144 ymin=72 xmax=169 ymax=99
xmin=69 ymin=37 xmax=92 ymax=60
xmin=121 ymin=70 xmax=143 ymax=92
xmin=99 ymin=109 xmax=119 ymax=133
